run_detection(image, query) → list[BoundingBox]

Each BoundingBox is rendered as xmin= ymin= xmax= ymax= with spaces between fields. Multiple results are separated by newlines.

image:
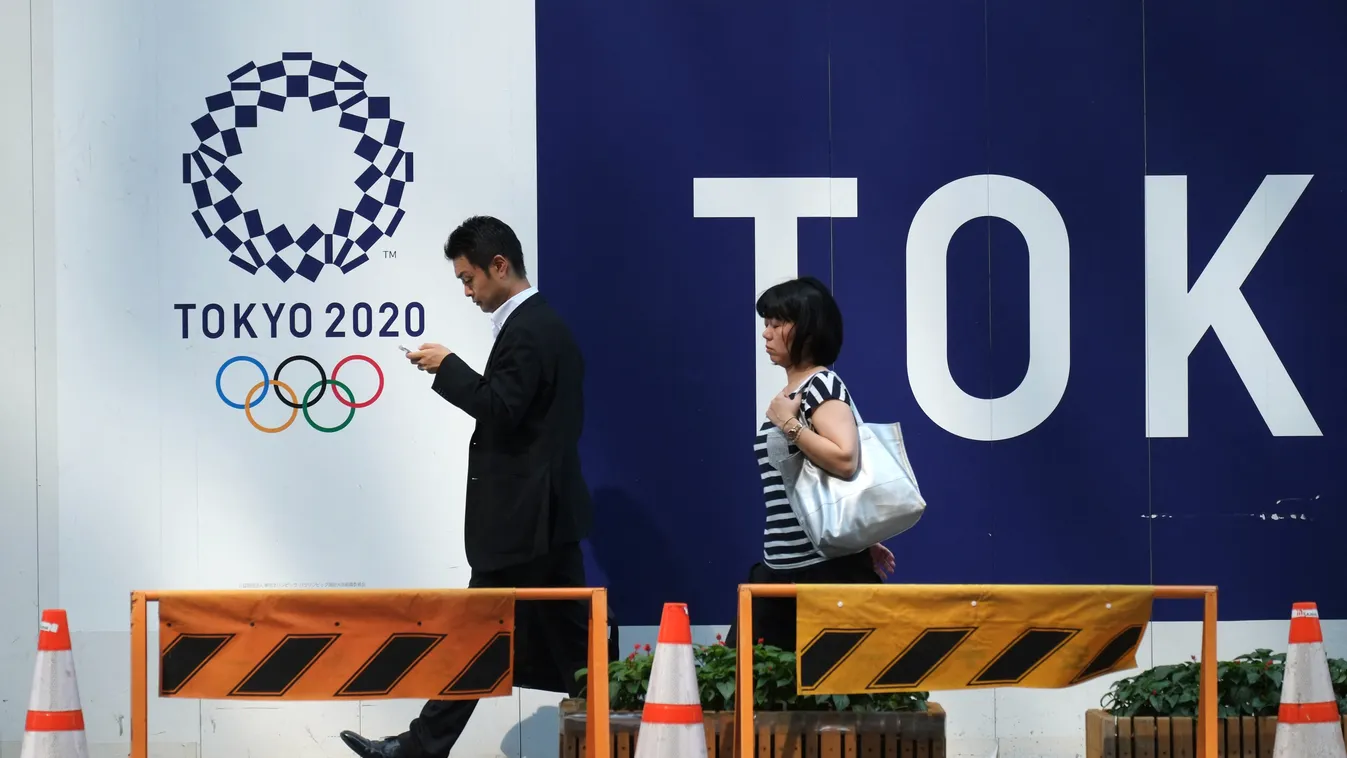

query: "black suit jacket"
xmin=431 ymin=293 xmax=593 ymax=572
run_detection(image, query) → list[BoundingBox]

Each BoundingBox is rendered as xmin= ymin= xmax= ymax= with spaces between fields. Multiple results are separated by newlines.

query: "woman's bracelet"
xmin=784 ymin=419 xmax=805 ymax=442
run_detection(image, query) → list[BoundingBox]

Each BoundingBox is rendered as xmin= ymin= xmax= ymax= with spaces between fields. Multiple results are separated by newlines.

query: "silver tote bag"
xmin=765 ymin=392 xmax=926 ymax=558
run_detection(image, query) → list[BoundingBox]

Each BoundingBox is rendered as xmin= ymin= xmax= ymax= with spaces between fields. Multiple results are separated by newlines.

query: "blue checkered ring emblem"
xmin=182 ymin=53 xmax=413 ymax=283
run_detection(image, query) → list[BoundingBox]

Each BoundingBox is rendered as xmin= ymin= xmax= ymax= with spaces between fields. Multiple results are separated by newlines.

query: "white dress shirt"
xmin=490 ymin=286 xmax=537 ymax=342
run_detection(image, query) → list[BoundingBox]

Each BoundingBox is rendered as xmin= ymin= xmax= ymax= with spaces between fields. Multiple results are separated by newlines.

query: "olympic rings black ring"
xmin=272 ymin=355 xmax=327 ymax=409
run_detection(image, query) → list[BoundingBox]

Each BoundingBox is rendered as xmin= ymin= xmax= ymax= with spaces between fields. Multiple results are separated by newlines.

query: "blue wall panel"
xmin=536 ymin=0 xmax=1347 ymax=626
xmin=536 ymin=0 xmax=832 ymax=627
xmin=827 ymin=0 xmax=1002 ymax=587
xmin=1143 ymin=0 xmax=1347 ymax=620
xmin=980 ymin=0 xmax=1152 ymax=588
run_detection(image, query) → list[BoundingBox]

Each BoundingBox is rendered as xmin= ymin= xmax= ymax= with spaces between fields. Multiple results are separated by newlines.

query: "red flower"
xmin=634 ymin=643 xmax=641 ymax=651
xmin=627 ymin=653 xmax=636 ymax=661
xmin=757 ymin=638 xmax=765 ymax=645
xmin=715 ymin=634 xmax=723 ymax=641
xmin=1190 ymin=655 xmax=1197 ymax=662
xmin=643 ymin=644 xmax=651 ymax=652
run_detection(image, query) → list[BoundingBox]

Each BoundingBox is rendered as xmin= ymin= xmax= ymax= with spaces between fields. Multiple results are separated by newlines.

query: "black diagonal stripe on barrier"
xmin=160 ymin=633 xmax=234 ymax=695
xmin=1071 ymin=625 xmax=1145 ymax=685
xmin=336 ymin=633 xmax=445 ymax=697
xmin=869 ymin=627 xmax=975 ymax=689
xmin=440 ymin=632 xmax=512 ymax=696
xmin=969 ymin=628 xmax=1080 ymax=686
xmin=798 ymin=628 xmax=874 ymax=691
xmin=230 ymin=634 xmax=339 ymax=697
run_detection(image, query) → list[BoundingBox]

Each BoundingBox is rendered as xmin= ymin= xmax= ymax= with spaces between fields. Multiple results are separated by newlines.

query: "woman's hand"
xmin=869 ymin=543 xmax=895 ymax=579
xmin=766 ymin=388 xmax=804 ymax=429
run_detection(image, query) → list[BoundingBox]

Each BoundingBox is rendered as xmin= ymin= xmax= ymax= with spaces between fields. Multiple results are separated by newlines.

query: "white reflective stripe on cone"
xmin=643 ymin=644 xmax=698 ymax=707
xmin=1272 ymin=721 xmax=1347 ymax=758
xmin=27 ymin=651 xmax=83 ymax=713
xmin=1282 ymin=641 xmax=1339 ymax=706
xmin=636 ymin=723 xmax=708 ymax=757
xmin=21 ymin=728 xmax=90 ymax=758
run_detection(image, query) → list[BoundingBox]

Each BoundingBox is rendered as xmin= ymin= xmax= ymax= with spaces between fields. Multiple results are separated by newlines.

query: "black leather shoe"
xmin=339 ymin=731 xmax=411 ymax=758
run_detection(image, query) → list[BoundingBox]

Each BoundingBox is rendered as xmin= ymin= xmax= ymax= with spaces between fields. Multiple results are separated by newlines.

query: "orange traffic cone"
xmin=1273 ymin=602 xmax=1346 ymax=758
xmin=20 ymin=610 xmax=89 ymax=758
xmin=634 ymin=603 xmax=707 ymax=758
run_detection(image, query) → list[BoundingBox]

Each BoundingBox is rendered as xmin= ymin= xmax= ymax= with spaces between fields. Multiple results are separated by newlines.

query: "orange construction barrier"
xmin=634 ymin=603 xmax=707 ymax=758
xmin=734 ymin=583 xmax=1219 ymax=758
xmin=21 ymin=609 xmax=90 ymax=758
xmin=130 ymin=587 xmax=611 ymax=758
xmin=1273 ymin=602 xmax=1346 ymax=758
xmin=156 ymin=589 xmax=516 ymax=700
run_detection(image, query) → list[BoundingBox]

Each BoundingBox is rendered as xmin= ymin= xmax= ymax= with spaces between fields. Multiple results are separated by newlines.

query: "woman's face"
xmin=762 ymin=318 xmax=796 ymax=367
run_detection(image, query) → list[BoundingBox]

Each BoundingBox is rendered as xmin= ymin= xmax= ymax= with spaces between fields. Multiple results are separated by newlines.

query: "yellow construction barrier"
xmin=734 ymin=583 xmax=1218 ymax=758
xmin=130 ymin=587 xmax=612 ymax=758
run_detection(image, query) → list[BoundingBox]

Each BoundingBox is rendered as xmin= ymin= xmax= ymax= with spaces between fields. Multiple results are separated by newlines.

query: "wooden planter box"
xmin=1085 ymin=708 xmax=1347 ymax=757
xmin=559 ymin=698 xmax=946 ymax=757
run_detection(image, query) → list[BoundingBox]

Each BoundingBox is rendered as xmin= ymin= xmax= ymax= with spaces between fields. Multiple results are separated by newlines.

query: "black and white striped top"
xmin=756 ymin=370 xmax=854 ymax=571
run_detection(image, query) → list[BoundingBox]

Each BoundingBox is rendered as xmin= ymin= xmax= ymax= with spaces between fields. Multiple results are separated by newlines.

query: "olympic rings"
xmin=303 ymin=379 xmax=356 ymax=433
xmin=245 ymin=379 xmax=299 ymax=433
xmin=217 ymin=354 xmax=384 ymax=432
xmin=274 ymin=355 xmax=327 ymax=409
xmin=216 ymin=356 xmax=268 ymax=409
xmin=332 ymin=355 xmax=385 ymax=408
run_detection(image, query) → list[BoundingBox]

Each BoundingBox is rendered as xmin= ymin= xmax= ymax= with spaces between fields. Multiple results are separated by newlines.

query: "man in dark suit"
xmin=340 ymin=215 xmax=594 ymax=758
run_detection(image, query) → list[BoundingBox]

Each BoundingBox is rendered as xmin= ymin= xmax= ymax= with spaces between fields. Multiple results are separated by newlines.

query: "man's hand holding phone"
xmin=404 ymin=343 xmax=451 ymax=374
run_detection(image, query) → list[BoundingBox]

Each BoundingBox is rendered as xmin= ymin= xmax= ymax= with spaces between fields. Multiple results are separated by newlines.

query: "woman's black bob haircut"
xmin=755 ymin=275 xmax=844 ymax=367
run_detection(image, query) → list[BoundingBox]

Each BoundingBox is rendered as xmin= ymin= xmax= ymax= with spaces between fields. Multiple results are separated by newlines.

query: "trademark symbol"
xmin=383 ymin=250 xmax=397 ymax=260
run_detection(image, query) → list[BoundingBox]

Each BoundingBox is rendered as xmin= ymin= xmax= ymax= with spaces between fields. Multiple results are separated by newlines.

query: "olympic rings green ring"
xmin=302 ymin=379 xmax=357 ymax=433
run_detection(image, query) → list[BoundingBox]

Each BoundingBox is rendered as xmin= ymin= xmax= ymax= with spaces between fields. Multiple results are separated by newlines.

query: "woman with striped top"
xmin=728 ymin=276 xmax=896 ymax=652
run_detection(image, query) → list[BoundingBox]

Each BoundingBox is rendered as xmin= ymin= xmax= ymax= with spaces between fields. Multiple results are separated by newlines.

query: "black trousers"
xmin=725 ymin=550 xmax=880 ymax=652
xmin=401 ymin=543 xmax=590 ymax=758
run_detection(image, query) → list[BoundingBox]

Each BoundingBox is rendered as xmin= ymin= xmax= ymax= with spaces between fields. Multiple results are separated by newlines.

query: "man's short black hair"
xmin=443 ymin=215 xmax=528 ymax=278
xmin=755 ymin=276 xmax=844 ymax=367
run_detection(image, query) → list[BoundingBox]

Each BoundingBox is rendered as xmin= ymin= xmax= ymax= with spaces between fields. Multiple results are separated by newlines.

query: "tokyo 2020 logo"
xmin=182 ymin=53 xmax=413 ymax=283
xmin=216 ymin=354 xmax=385 ymax=433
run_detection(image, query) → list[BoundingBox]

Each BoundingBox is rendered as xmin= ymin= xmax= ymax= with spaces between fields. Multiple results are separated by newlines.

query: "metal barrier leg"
xmin=587 ymin=588 xmax=611 ymax=758
xmin=1198 ymin=589 xmax=1218 ymax=758
xmin=131 ymin=591 xmax=148 ymax=758
xmin=735 ymin=586 xmax=753 ymax=758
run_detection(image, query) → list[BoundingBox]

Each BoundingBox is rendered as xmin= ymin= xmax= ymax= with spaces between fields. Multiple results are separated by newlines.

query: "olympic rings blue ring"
xmin=216 ymin=356 xmax=269 ymax=409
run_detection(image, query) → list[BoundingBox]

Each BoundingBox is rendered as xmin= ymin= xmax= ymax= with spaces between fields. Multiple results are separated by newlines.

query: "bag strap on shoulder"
xmin=794 ymin=369 xmax=863 ymax=426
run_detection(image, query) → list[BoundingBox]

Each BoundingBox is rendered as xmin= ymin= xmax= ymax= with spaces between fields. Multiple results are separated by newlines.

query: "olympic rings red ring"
xmin=331 ymin=355 xmax=385 ymax=409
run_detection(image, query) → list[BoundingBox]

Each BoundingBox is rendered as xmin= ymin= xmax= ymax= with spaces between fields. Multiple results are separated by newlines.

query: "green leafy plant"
xmin=576 ymin=636 xmax=928 ymax=713
xmin=1101 ymin=648 xmax=1347 ymax=718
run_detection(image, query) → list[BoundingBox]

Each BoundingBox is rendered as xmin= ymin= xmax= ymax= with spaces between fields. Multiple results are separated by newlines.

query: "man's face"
xmin=453 ymin=255 xmax=509 ymax=313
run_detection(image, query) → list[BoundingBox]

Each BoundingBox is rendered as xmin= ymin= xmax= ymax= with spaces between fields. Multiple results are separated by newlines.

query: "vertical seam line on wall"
xmin=827 ymin=26 xmax=835 ymax=296
xmin=983 ymin=0 xmax=999 ymax=743
xmin=28 ymin=0 xmax=40 ymax=608
xmin=154 ymin=7 xmax=195 ymax=742
xmin=983 ymin=2 xmax=995 ymax=443
xmin=1141 ymin=0 xmax=1156 ymax=657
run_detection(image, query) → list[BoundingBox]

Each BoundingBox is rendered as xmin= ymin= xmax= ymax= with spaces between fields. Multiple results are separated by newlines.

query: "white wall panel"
xmin=0 ymin=0 xmax=42 ymax=752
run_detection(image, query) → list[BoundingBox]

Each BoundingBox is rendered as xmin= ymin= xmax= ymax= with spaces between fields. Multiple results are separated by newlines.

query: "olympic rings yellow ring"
xmin=244 ymin=380 xmax=299 ymax=433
